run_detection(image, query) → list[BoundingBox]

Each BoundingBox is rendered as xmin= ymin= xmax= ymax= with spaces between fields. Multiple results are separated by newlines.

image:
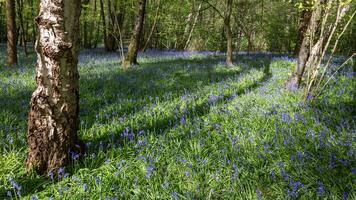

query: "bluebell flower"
xmin=117 ymin=160 xmax=125 ymax=168
xmin=180 ymin=116 xmax=186 ymax=126
xmin=9 ymin=177 xmax=21 ymax=190
xmin=161 ymin=181 xmax=169 ymax=189
xmin=47 ymin=171 xmax=53 ymax=181
xmin=277 ymin=161 xmax=284 ymax=168
xmin=31 ymin=195 xmax=38 ymax=200
xmin=83 ymin=183 xmax=88 ymax=192
xmin=317 ymin=181 xmax=325 ymax=196
xmin=137 ymin=139 xmax=147 ymax=147
xmin=270 ymin=170 xmax=276 ymax=180
xmin=58 ymin=167 xmax=65 ymax=176
xmin=208 ymin=95 xmax=219 ymax=103
xmin=171 ymin=191 xmax=179 ymax=200
xmin=342 ymin=192 xmax=348 ymax=200
xmin=256 ymin=188 xmax=262 ymax=200
xmin=351 ymin=168 xmax=356 ymax=175
xmin=146 ymin=164 xmax=154 ymax=178
xmin=95 ymin=176 xmax=101 ymax=183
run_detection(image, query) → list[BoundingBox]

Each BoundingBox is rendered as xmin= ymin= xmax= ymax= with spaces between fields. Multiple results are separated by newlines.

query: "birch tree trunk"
xmin=6 ymin=0 xmax=18 ymax=66
xmin=184 ymin=3 xmax=202 ymax=50
xmin=124 ymin=0 xmax=146 ymax=69
xmin=27 ymin=0 xmax=83 ymax=174
xmin=224 ymin=0 xmax=234 ymax=66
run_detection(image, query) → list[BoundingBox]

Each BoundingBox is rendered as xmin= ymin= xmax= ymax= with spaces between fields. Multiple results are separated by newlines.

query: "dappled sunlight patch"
xmin=0 ymin=50 xmax=354 ymax=199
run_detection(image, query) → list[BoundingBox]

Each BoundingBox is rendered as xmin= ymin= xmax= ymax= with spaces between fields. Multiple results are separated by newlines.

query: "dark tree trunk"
xmin=294 ymin=1 xmax=312 ymax=56
xmin=17 ymin=0 xmax=28 ymax=57
xmin=224 ymin=0 xmax=233 ymax=66
xmin=124 ymin=0 xmax=147 ymax=69
xmin=99 ymin=0 xmax=109 ymax=50
xmin=105 ymin=0 xmax=117 ymax=52
xmin=27 ymin=0 xmax=83 ymax=174
xmin=285 ymin=1 xmax=322 ymax=90
xmin=6 ymin=0 xmax=18 ymax=66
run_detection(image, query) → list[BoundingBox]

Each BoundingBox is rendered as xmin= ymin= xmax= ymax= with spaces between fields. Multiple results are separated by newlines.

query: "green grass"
xmin=0 ymin=48 xmax=355 ymax=199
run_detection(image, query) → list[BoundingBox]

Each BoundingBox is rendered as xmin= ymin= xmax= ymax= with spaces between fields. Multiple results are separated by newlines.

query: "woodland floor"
xmin=0 ymin=47 xmax=355 ymax=199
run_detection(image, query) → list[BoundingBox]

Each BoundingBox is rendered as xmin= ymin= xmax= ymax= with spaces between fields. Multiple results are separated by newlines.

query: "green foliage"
xmin=0 ymin=47 xmax=354 ymax=199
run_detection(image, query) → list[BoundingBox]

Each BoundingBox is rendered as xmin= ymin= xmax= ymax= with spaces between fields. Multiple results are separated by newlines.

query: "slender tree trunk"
xmin=106 ymin=0 xmax=117 ymax=51
xmin=27 ymin=0 xmax=84 ymax=174
xmin=6 ymin=0 xmax=18 ymax=66
xmin=99 ymin=0 xmax=108 ymax=50
xmin=184 ymin=3 xmax=202 ymax=50
xmin=178 ymin=2 xmax=194 ymax=50
xmin=17 ymin=0 xmax=28 ymax=57
xmin=124 ymin=0 xmax=147 ymax=69
xmin=142 ymin=0 xmax=161 ymax=52
xmin=224 ymin=0 xmax=233 ymax=66
xmin=285 ymin=1 xmax=322 ymax=90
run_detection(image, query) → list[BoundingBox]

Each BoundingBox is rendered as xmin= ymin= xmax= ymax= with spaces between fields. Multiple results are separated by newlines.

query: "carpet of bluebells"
xmin=0 ymin=46 xmax=355 ymax=199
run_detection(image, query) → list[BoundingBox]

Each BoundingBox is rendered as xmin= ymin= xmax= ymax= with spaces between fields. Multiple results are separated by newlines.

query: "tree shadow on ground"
xmin=0 ymin=54 xmax=274 ymax=197
xmin=81 ymin=56 xmax=272 ymax=156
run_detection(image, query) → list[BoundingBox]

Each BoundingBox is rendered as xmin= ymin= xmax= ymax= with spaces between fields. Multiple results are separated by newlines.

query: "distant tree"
xmin=27 ymin=0 xmax=84 ymax=174
xmin=224 ymin=0 xmax=234 ymax=66
xmin=6 ymin=0 xmax=18 ymax=66
xmin=124 ymin=0 xmax=147 ymax=69
xmin=17 ymin=0 xmax=28 ymax=57
xmin=142 ymin=0 xmax=161 ymax=52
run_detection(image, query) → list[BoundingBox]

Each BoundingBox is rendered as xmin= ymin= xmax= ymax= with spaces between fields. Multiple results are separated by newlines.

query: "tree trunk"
xmin=99 ymin=0 xmax=108 ymax=50
xmin=178 ymin=2 xmax=194 ymax=50
xmin=17 ymin=0 xmax=28 ymax=57
xmin=124 ymin=0 xmax=147 ymax=69
xmin=27 ymin=0 xmax=83 ymax=174
xmin=6 ymin=0 xmax=18 ymax=66
xmin=142 ymin=0 xmax=161 ymax=52
xmin=294 ymin=1 xmax=312 ymax=56
xmin=285 ymin=1 xmax=322 ymax=90
xmin=224 ymin=0 xmax=234 ymax=66
xmin=184 ymin=3 xmax=202 ymax=50
xmin=105 ymin=0 xmax=117 ymax=51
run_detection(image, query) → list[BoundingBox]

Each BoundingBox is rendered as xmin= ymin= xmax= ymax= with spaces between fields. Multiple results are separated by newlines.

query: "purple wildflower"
xmin=343 ymin=192 xmax=348 ymax=200
xmin=48 ymin=171 xmax=54 ymax=181
xmin=317 ymin=181 xmax=325 ymax=196
xmin=180 ymin=116 xmax=186 ymax=126
xmin=146 ymin=163 xmax=154 ymax=178
xmin=351 ymin=168 xmax=356 ymax=175
xmin=208 ymin=94 xmax=219 ymax=103
xmin=117 ymin=160 xmax=125 ymax=168
xmin=256 ymin=188 xmax=262 ymax=200
xmin=171 ymin=191 xmax=179 ymax=200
